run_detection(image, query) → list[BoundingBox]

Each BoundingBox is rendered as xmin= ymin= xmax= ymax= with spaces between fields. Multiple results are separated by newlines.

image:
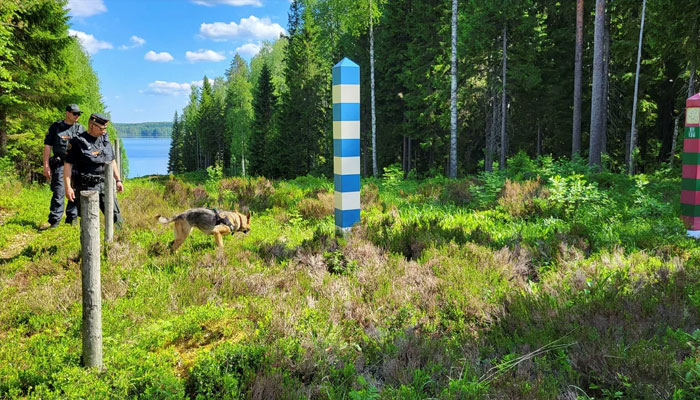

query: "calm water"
xmin=120 ymin=137 xmax=171 ymax=178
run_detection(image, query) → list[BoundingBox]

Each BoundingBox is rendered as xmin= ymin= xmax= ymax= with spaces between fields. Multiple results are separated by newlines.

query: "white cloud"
xmin=199 ymin=16 xmax=286 ymax=41
xmin=65 ymin=0 xmax=107 ymax=17
xmin=144 ymin=80 xmax=204 ymax=96
xmin=144 ymin=51 xmax=174 ymax=62
xmin=119 ymin=35 xmax=146 ymax=50
xmin=185 ymin=49 xmax=226 ymax=63
xmin=192 ymin=0 xmax=262 ymax=6
xmin=235 ymin=43 xmax=261 ymax=57
xmin=68 ymin=29 xmax=113 ymax=54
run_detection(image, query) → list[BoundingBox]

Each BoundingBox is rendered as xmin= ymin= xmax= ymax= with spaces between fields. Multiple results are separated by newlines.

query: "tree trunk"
xmin=403 ymin=137 xmax=412 ymax=179
xmin=500 ymin=23 xmax=507 ymax=170
xmin=690 ymin=63 xmax=697 ymax=97
xmin=0 ymin=109 xmax=7 ymax=158
xmin=589 ymin=0 xmax=606 ymax=168
xmin=449 ymin=0 xmax=458 ymax=178
xmin=537 ymin=119 xmax=542 ymax=157
xmin=670 ymin=115 xmax=680 ymax=168
xmin=572 ymin=0 xmax=584 ymax=157
xmin=369 ymin=0 xmax=378 ymax=177
xmin=601 ymin=7 xmax=610 ymax=156
xmin=491 ymin=89 xmax=499 ymax=171
xmin=628 ymin=0 xmax=646 ymax=174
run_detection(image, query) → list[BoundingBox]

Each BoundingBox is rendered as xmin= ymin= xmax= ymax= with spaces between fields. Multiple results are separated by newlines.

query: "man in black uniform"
xmin=40 ymin=104 xmax=85 ymax=230
xmin=64 ymin=113 xmax=124 ymax=226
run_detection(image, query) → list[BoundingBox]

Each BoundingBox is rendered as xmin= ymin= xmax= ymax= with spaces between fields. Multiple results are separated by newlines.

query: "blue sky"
xmin=66 ymin=0 xmax=290 ymax=123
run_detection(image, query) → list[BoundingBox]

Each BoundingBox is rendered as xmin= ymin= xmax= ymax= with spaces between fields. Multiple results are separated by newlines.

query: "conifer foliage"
xmin=0 ymin=0 xmax=109 ymax=180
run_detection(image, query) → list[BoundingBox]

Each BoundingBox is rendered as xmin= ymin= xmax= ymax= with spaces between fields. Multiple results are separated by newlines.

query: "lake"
xmin=120 ymin=137 xmax=171 ymax=178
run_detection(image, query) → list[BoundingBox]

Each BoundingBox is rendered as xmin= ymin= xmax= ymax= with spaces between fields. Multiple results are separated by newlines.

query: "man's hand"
xmin=116 ymin=181 xmax=124 ymax=193
xmin=66 ymin=186 xmax=75 ymax=202
xmin=43 ymin=165 xmax=51 ymax=179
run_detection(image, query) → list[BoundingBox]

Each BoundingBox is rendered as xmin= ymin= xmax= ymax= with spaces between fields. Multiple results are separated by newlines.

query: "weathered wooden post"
xmin=333 ymin=58 xmax=361 ymax=234
xmin=104 ymin=162 xmax=114 ymax=242
xmin=682 ymin=92 xmax=700 ymax=238
xmin=113 ymin=138 xmax=122 ymax=180
xmin=80 ymin=190 xmax=103 ymax=369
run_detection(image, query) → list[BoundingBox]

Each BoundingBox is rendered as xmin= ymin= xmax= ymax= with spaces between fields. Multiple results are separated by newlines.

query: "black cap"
xmin=66 ymin=104 xmax=82 ymax=113
xmin=89 ymin=113 xmax=110 ymax=125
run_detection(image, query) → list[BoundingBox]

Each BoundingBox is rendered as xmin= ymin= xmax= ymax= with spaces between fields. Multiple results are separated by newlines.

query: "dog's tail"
xmin=156 ymin=215 xmax=174 ymax=224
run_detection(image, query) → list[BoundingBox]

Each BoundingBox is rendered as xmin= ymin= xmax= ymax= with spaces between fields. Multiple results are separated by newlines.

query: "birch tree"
xmin=588 ymin=0 xmax=606 ymax=168
xmin=627 ymin=0 xmax=646 ymax=174
xmin=448 ymin=0 xmax=458 ymax=177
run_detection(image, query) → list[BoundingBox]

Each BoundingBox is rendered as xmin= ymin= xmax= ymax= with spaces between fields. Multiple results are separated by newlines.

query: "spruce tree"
xmin=0 ymin=0 xmax=71 ymax=158
xmin=249 ymin=63 xmax=276 ymax=177
xmin=181 ymin=86 xmax=200 ymax=171
xmin=276 ymin=1 xmax=329 ymax=178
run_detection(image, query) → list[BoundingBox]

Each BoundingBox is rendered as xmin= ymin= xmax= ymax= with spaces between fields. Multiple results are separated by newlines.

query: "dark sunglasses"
xmin=71 ymin=112 xmax=82 ymax=116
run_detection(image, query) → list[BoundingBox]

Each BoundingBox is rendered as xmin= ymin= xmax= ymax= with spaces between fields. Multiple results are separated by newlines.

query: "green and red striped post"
xmin=682 ymin=92 xmax=700 ymax=237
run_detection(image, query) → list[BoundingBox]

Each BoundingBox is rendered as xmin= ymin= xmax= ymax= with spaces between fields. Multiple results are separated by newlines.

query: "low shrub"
xmin=441 ymin=178 xmax=472 ymax=206
xmin=497 ymin=178 xmax=548 ymax=218
xmin=163 ymin=176 xmax=193 ymax=205
xmin=185 ymin=343 xmax=268 ymax=399
xmin=219 ymin=177 xmax=275 ymax=212
xmin=298 ymin=191 xmax=334 ymax=219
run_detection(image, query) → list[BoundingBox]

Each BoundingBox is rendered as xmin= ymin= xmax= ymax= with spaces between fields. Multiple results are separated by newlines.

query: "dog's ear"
xmin=246 ymin=211 xmax=250 ymax=224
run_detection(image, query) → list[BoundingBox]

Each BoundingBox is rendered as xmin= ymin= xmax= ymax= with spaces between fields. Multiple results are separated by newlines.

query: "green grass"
xmin=1 ymin=156 xmax=700 ymax=399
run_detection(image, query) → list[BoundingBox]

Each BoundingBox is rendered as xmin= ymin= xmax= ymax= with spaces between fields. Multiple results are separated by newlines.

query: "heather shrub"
xmin=361 ymin=182 xmax=379 ymax=208
xmin=298 ymin=191 xmax=334 ymax=219
xmin=219 ymin=176 xmax=275 ymax=212
xmin=163 ymin=176 xmax=193 ymax=205
xmin=497 ymin=178 xmax=548 ymax=218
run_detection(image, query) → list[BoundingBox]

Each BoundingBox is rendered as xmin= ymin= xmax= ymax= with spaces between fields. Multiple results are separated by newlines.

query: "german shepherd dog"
xmin=157 ymin=208 xmax=250 ymax=251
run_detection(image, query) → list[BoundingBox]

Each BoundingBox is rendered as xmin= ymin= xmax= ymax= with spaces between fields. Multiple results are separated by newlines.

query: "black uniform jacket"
xmin=44 ymin=121 xmax=85 ymax=159
xmin=65 ymin=131 xmax=115 ymax=176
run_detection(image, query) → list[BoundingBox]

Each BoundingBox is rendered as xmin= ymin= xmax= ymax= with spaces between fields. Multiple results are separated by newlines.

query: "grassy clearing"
xmin=1 ymin=155 xmax=700 ymax=399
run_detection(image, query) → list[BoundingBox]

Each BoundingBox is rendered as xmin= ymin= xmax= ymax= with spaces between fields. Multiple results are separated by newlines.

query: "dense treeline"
xmin=113 ymin=122 xmax=172 ymax=138
xmin=0 ymin=0 xmax=113 ymax=181
xmin=169 ymin=0 xmax=700 ymax=178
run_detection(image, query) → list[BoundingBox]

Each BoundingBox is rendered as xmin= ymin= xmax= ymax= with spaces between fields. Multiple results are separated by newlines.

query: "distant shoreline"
xmin=114 ymin=121 xmax=172 ymax=138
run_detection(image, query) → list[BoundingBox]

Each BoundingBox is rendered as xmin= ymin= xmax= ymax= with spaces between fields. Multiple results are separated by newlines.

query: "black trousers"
xmin=48 ymin=165 xmax=78 ymax=224
xmin=74 ymin=182 xmax=123 ymax=225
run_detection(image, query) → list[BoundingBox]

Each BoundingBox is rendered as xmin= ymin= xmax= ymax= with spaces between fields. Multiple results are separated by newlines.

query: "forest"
xmin=166 ymin=0 xmax=699 ymax=180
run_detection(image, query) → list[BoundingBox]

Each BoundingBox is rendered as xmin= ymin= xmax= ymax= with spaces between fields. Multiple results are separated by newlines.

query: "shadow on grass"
xmin=0 ymin=244 xmax=58 ymax=265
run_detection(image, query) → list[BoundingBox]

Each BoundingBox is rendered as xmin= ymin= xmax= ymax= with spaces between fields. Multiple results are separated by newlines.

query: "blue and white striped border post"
xmin=333 ymin=58 xmax=361 ymax=232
